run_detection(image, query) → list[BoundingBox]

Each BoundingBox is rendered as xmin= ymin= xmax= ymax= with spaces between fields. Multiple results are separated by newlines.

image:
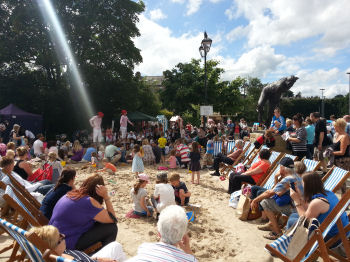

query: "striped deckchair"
xmin=226 ymin=140 xmax=235 ymax=154
xmin=246 ymin=145 xmax=269 ymax=166
xmin=242 ymin=143 xmax=258 ymax=165
xmin=261 ymin=154 xmax=298 ymax=190
xmin=0 ymin=218 xmax=45 ymax=262
xmin=220 ymin=142 xmax=250 ymax=179
xmin=303 ymin=158 xmax=321 ymax=172
xmin=265 ymin=189 xmax=350 ymax=262
xmin=213 ymin=141 xmax=223 ymax=157
xmin=322 ymin=166 xmax=350 ymax=193
xmin=43 ymin=250 xmax=77 ymax=262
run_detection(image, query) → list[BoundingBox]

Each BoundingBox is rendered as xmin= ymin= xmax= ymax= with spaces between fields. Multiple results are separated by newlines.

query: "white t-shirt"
xmin=153 ymin=184 xmax=175 ymax=213
xmin=33 ymin=139 xmax=44 ymax=156
xmin=89 ymin=115 xmax=102 ymax=129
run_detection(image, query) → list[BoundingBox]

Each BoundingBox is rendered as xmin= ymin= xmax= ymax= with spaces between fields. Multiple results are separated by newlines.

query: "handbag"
xmin=285 ymin=216 xmax=320 ymax=259
xmin=236 ymin=194 xmax=261 ymax=221
xmin=28 ymin=162 xmax=53 ymax=182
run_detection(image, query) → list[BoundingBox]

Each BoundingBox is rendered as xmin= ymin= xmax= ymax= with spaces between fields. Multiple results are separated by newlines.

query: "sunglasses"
xmin=57 ymin=233 xmax=65 ymax=246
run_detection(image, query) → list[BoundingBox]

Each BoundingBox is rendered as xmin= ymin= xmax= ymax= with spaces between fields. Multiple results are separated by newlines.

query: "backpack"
xmin=28 ymin=163 xmax=53 ymax=182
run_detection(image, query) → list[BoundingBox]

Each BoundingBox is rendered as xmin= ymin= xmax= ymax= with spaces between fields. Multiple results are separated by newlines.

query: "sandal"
xmin=263 ymin=231 xmax=282 ymax=240
xmin=256 ymin=218 xmax=269 ymax=225
xmin=258 ymin=224 xmax=272 ymax=231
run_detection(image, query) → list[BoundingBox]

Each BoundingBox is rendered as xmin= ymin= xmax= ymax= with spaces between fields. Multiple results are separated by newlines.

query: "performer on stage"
xmin=89 ymin=112 xmax=104 ymax=145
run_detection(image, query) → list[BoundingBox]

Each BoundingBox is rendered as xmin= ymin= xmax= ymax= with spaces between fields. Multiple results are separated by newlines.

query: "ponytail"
xmin=133 ymin=179 xmax=145 ymax=195
xmin=54 ymin=169 xmax=76 ymax=191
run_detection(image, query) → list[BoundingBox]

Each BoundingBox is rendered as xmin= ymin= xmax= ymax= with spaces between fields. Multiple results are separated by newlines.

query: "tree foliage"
xmin=0 ymin=0 xmax=158 ymax=137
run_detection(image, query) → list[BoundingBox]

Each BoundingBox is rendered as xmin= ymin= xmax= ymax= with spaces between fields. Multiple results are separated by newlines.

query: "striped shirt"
xmin=291 ymin=127 xmax=307 ymax=152
xmin=126 ymin=242 xmax=197 ymax=262
xmin=176 ymin=144 xmax=190 ymax=162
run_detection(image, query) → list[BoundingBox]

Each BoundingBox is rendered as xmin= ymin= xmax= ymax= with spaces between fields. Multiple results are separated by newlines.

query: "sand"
xmin=73 ymin=163 xmax=277 ymax=262
xmin=0 ymin=162 xmax=279 ymax=262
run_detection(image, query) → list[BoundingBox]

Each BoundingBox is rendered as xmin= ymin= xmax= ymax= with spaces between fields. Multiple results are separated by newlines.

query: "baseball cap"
xmin=121 ymin=110 xmax=127 ymax=114
xmin=279 ymin=157 xmax=294 ymax=168
xmin=138 ymin=173 xmax=150 ymax=182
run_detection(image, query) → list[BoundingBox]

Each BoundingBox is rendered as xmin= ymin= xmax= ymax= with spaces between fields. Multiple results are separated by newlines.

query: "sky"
xmin=133 ymin=0 xmax=350 ymax=98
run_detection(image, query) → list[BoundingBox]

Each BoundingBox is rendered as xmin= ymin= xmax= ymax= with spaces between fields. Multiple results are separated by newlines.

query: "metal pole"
xmin=347 ymin=72 xmax=350 ymax=115
xmin=320 ymin=88 xmax=325 ymax=117
xmin=204 ymin=50 xmax=207 ymax=104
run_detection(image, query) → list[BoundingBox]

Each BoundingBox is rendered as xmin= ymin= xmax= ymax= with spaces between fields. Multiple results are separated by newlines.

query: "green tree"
xmin=0 ymin=0 xmax=145 ymax=136
xmin=161 ymin=59 xmax=224 ymax=115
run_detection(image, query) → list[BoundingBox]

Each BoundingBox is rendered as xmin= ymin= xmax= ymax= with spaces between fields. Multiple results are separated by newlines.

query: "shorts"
xmin=260 ymin=198 xmax=295 ymax=216
xmin=120 ymin=127 xmax=127 ymax=139
xmin=313 ymin=146 xmax=326 ymax=161
xmin=161 ymin=148 xmax=166 ymax=156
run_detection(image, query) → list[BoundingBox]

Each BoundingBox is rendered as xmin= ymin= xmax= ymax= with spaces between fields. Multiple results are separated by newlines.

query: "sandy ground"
xmin=0 ymin=162 xmax=280 ymax=262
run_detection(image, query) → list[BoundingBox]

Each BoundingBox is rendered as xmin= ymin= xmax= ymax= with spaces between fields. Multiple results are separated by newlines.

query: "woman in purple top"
xmin=70 ymin=140 xmax=85 ymax=162
xmin=49 ymin=174 xmax=118 ymax=251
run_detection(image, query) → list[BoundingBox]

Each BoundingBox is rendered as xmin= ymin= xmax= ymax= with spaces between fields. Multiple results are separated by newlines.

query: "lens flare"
xmin=36 ymin=0 xmax=94 ymax=118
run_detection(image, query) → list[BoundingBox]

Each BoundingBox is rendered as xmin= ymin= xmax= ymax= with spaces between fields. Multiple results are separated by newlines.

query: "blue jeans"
xmin=286 ymin=212 xmax=299 ymax=230
xmin=306 ymin=144 xmax=314 ymax=160
xmin=133 ymin=206 xmax=154 ymax=216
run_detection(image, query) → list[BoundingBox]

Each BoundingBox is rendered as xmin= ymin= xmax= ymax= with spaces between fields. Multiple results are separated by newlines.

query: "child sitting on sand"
xmin=169 ymin=173 xmax=191 ymax=206
xmin=166 ymin=149 xmax=178 ymax=169
xmin=151 ymin=172 xmax=175 ymax=218
xmin=130 ymin=173 xmax=153 ymax=217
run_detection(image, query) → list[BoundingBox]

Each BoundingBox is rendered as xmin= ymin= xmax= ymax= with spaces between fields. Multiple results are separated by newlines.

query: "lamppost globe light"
xmin=199 ymin=46 xmax=205 ymax=58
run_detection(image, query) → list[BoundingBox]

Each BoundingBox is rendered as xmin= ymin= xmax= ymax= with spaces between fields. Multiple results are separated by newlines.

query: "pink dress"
xmin=168 ymin=156 xmax=177 ymax=169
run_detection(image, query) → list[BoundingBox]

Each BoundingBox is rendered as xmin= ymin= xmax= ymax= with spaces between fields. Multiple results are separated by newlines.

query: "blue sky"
xmin=133 ymin=0 xmax=350 ymax=98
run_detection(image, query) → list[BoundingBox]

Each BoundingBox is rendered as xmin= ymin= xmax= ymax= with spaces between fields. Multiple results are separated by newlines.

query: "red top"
xmin=248 ymin=160 xmax=271 ymax=183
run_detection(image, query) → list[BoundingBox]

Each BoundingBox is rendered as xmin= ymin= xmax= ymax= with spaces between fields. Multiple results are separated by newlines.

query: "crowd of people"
xmin=1 ymin=107 xmax=350 ymax=261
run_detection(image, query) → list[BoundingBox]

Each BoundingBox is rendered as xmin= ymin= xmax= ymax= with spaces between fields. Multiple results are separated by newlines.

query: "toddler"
xmin=166 ymin=149 xmax=178 ymax=169
xmin=189 ymin=141 xmax=201 ymax=184
xmin=131 ymin=144 xmax=144 ymax=176
xmin=170 ymin=173 xmax=191 ymax=206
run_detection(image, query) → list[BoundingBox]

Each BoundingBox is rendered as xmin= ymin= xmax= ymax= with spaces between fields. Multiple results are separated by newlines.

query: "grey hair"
xmin=236 ymin=140 xmax=244 ymax=148
xmin=157 ymin=205 xmax=188 ymax=245
xmin=284 ymin=166 xmax=295 ymax=174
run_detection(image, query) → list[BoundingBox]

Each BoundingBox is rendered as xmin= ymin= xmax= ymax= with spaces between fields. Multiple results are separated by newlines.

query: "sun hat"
xmin=98 ymin=112 xmax=104 ymax=117
xmin=279 ymin=157 xmax=294 ymax=168
xmin=138 ymin=173 xmax=150 ymax=182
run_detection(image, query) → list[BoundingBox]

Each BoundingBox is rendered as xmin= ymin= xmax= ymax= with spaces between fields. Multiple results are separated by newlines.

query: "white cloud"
xmin=291 ymin=68 xmax=349 ymax=97
xmin=226 ymin=26 xmax=249 ymax=42
xmin=186 ymin=0 xmax=203 ymax=15
xmin=224 ymin=0 xmax=350 ymax=55
xmin=149 ymin=9 xmax=167 ymax=21
xmin=134 ymin=15 xmax=203 ymax=75
xmin=217 ymin=46 xmax=285 ymax=80
xmin=171 ymin=0 xmax=185 ymax=3
xmin=209 ymin=0 xmax=223 ymax=3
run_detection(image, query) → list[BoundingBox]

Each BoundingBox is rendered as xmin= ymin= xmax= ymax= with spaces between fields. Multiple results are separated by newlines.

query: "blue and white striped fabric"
xmin=213 ymin=141 xmax=222 ymax=156
xmin=242 ymin=144 xmax=256 ymax=165
xmin=264 ymin=165 xmax=281 ymax=190
xmin=55 ymin=255 xmax=77 ymax=262
xmin=266 ymin=197 xmax=350 ymax=261
xmin=227 ymin=140 xmax=235 ymax=154
xmin=0 ymin=218 xmax=44 ymax=262
xmin=303 ymin=159 xmax=319 ymax=172
xmin=243 ymin=142 xmax=250 ymax=151
xmin=269 ymin=151 xmax=281 ymax=165
xmin=5 ymin=186 xmax=36 ymax=221
xmin=285 ymin=154 xmax=298 ymax=161
xmin=248 ymin=145 xmax=269 ymax=166
xmin=324 ymin=167 xmax=349 ymax=192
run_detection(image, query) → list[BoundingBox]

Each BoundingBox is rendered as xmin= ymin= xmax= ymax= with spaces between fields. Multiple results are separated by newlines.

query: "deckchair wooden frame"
xmin=321 ymin=166 xmax=350 ymax=194
xmin=220 ymin=142 xmax=251 ymax=178
xmin=265 ymin=189 xmax=350 ymax=262
xmin=6 ymin=172 xmax=41 ymax=209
